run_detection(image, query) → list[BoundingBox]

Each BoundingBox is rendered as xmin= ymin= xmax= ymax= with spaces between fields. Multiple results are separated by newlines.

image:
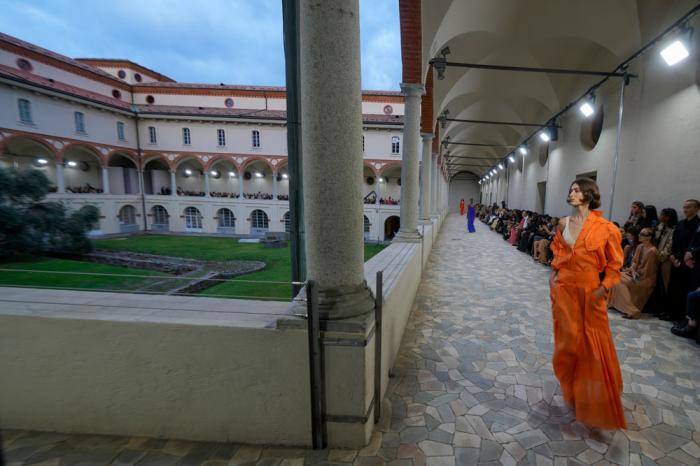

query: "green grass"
xmin=94 ymin=235 xmax=386 ymax=300
xmin=0 ymin=257 xmax=163 ymax=292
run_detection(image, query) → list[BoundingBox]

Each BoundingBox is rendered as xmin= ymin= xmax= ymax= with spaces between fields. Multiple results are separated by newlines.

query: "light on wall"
xmin=539 ymin=130 xmax=551 ymax=142
xmin=255 ymin=172 xmax=263 ymax=178
xmin=282 ymin=173 xmax=288 ymax=179
xmin=228 ymin=171 xmax=236 ymax=177
xmin=579 ymin=101 xmax=595 ymax=118
xmin=498 ymin=163 xmax=504 ymax=170
xmin=67 ymin=161 xmax=77 ymax=167
xmin=184 ymin=169 xmax=192 ymax=176
xmin=508 ymin=155 xmax=515 ymax=163
xmin=210 ymin=170 xmax=218 ymax=177
xmin=37 ymin=158 xmax=48 ymax=165
xmin=519 ymin=146 xmax=528 ymax=155
xmin=660 ymin=39 xmax=690 ymax=66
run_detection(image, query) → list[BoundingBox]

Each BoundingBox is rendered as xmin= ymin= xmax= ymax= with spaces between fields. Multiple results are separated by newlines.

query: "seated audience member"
xmin=671 ymin=286 xmax=700 ymax=341
xmin=644 ymin=205 xmax=659 ymax=228
xmin=608 ymin=227 xmax=658 ymax=319
xmin=645 ymin=208 xmax=677 ymax=315
xmin=509 ymin=211 xmax=524 ymax=245
xmin=533 ymin=217 xmax=558 ymax=264
xmin=622 ymin=225 xmax=641 ymax=270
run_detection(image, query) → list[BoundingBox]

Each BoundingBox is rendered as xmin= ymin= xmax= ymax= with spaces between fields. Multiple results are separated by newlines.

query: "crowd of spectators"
xmin=478 ymin=198 xmax=700 ymax=344
xmin=380 ymin=196 xmax=400 ymax=205
xmin=66 ymin=184 xmax=102 ymax=194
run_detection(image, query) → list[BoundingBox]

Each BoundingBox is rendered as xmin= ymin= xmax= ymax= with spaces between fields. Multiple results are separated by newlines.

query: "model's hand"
xmin=593 ymin=286 xmax=607 ymax=300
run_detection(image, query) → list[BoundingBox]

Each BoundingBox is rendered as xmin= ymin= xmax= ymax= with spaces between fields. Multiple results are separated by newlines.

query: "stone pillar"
xmin=394 ymin=83 xmax=424 ymax=242
xmin=273 ymin=173 xmax=279 ymax=200
xmin=101 ymin=166 xmax=110 ymax=194
xmin=170 ymin=171 xmax=177 ymax=196
xmin=204 ymin=172 xmax=210 ymax=197
xmin=56 ymin=163 xmax=65 ymax=193
xmin=300 ymin=0 xmax=373 ymax=320
xmin=430 ymin=154 xmax=438 ymax=217
xmin=420 ymin=133 xmax=432 ymax=221
xmin=137 ymin=170 xmax=145 ymax=194
xmin=375 ymin=174 xmax=381 ymax=207
xmin=239 ymin=173 xmax=244 ymax=199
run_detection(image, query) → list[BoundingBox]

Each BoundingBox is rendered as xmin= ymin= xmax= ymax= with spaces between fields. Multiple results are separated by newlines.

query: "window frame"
xmin=182 ymin=127 xmax=191 ymax=145
xmin=391 ymin=136 xmax=400 ymax=154
xmin=217 ymin=128 xmax=226 ymax=147
xmin=117 ymin=121 xmax=126 ymax=141
xmin=252 ymin=130 xmax=261 ymax=148
xmin=74 ymin=111 xmax=86 ymax=133
xmin=18 ymin=98 xmax=33 ymax=124
xmin=217 ymin=208 xmax=236 ymax=228
xmin=148 ymin=126 xmax=157 ymax=144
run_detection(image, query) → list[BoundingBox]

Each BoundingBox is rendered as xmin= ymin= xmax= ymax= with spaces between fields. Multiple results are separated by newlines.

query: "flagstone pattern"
xmin=2 ymin=215 xmax=700 ymax=466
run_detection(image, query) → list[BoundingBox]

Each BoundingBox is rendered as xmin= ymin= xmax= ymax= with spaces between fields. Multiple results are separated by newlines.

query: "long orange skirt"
xmin=551 ymin=270 xmax=627 ymax=430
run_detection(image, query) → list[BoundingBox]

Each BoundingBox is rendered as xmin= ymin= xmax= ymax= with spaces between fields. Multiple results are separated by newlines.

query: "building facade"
xmin=0 ymin=32 xmax=408 ymax=240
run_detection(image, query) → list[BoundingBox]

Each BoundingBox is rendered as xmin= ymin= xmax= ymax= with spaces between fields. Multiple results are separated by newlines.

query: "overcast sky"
xmin=0 ymin=0 xmax=402 ymax=90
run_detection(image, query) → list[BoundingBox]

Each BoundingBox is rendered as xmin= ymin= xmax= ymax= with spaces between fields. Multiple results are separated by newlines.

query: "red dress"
xmin=550 ymin=211 xmax=627 ymax=430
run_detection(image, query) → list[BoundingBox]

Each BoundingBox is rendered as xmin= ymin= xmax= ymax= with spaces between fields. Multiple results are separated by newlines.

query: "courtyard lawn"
xmin=94 ymin=235 xmax=386 ymax=300
xmin=0 ymin=257 xmax=163 ymax=292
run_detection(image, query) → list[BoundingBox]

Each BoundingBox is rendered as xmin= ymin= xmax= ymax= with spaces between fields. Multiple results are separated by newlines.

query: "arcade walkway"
xmin=3 ymin=215 xmax=700 ymax=466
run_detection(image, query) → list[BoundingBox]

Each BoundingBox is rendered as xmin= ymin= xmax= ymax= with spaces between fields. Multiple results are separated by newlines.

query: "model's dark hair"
xmin=660 ymin=208 xmax=678 ymax=227
xmin=571 ymin=177 xmax=601 ymax=209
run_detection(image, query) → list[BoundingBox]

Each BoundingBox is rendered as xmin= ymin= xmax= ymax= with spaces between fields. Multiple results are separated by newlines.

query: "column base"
xmin=314 ymin=281 xmax=375 ymax=320
xmin=393 ymin=228 xmax=422 ymax=243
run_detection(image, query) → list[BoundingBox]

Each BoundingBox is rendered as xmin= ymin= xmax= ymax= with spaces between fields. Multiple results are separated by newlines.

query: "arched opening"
xmin=364 ymin=215 xmax=371 ymax=240
xmin=63 ymin=145 xmax=103 ymax=193
xmin=150 ymin=205 xmax=169 ymax=231
xmin=209 ymin=159 xmax=239 ymax=198
xmin=242 ymin=160 xmax=273 ymax=200
xmin=216 ymin=208 xmax=236 ymax=234
xmin=118 ymin=205 xmax=139 ymax=233
xmin=283 ymin=211 xmax=291 ymax=234
xmin=176 ymin=158 xmax=205 ymax=197
xmin=250 ymin=209 xmax=269 ymax=235
xmin=363 ymin=165 xmax=378 ymax=204
xmin=275 ymin=161 xmax=289 ymax=201
xmin=184 ymin=206 xmax=203 ymax=231
xmin=143 ymin=157 xmax=171 ymax=195
xmin=0 ymin=137 xmax=57 ymax=190
xmin=384 ymin=215 xmax=400 ymax=241
xmin=380 ymin=165 xmax=402 ymax=206
xmin=107 ymin=153 xmax=139 ymax=195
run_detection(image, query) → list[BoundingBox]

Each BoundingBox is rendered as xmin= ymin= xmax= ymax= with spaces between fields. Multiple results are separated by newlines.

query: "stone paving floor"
xmin=3 ymin=214 xmax=700 ymax=466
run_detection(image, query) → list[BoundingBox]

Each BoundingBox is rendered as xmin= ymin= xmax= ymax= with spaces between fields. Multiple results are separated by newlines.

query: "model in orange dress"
xmin=460 ymin=198 xmax=465 ymax=216
xmin=549 ymin=178 xmax=627 ymax=430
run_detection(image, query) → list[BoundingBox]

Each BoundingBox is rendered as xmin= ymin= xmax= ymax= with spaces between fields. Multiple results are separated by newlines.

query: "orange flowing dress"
xmin=460 ymin=199 xmax=465 ymax=216
xmin=550 ymin=211 xmax=627 ymax=430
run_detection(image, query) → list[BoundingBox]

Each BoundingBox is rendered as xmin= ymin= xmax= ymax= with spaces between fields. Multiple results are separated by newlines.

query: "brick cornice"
xmin=399 ymin=0 xmax=422 ymax=84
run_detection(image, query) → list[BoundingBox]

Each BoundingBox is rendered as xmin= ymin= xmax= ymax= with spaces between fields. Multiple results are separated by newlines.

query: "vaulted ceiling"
xmin=421 ymin=0 xmax=697 ymax=179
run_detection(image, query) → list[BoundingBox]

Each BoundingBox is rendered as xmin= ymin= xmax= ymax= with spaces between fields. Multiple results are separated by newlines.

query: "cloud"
xmin=0 ymin=0 xmax=400 ymax=90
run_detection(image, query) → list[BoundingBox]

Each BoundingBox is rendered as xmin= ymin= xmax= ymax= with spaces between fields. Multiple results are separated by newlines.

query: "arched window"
xmin=284 ymin=211 xmax=291 ymax=233
xmin=151 ymin=205 xmax=169 ymax=228
xmin=391 ymin=136 xmax=400 ymax=154
xmin=251 ymin=130 xmax=261 ymax=148
xmin=251 ymin=209 xmax=269 ymax=229
xmin=184 ymin=207 xmax=203 ymax=230
xmin=118 ymin=205 xmax=136 ymax=225
xmin=217 ymin=208 xmax=236 ymax=228
xmin=182 ymin=127 xmax=191 ymax=145
xmin=18 ymin=98 xmax=32 ymax=123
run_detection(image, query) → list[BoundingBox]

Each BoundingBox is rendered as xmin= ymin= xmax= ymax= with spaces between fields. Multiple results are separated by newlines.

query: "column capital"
xmin=399 ymin=82 xmax=425 ymax=97
xmin=420 ymin=132 xmax=434 ymax=142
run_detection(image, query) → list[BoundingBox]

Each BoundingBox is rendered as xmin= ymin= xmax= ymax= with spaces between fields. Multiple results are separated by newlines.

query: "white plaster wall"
xmin=135 ymin=94 xmax=272 ymax=109
xmin=497 ymin=21 xmax=700 ymax=224
xmin=363 ymin=130 xmax=403 ymax=159
xmin=0 ymin=85 xmax=138 ymax=149
xmin=362 ymin=102 xmax=404 ymax=115
xmin=0 ymin=314 xmax=311 ymax=445
xmin=448 ymin=179 xmax=479 ymax=213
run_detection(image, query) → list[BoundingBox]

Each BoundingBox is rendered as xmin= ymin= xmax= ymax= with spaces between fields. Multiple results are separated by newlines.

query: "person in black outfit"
xmin=660 ymin=199 xmax=700 ymax=322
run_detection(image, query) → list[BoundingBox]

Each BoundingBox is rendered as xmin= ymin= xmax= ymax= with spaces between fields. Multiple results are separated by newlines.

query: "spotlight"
xmin=539 ymin=130 xmax=551 ymax=142
xmin=508 ymin=155 xmax=515 ymax=163
xmin=184 ymin=169 xmax=192 ymax=176
xmin=210 ymin=170 xmax=218 ymax=177
xmin=519 ymin=146 xmax=528 ymax=155
xmin=579 ymin=102 xmax=595 ymax=118
xmin=255 ymin=172 xmax=263 ymax=178
xmin=37 ymin=158 xmax=48 ymax=165
xmin=282 ymin=173 xmax=288 ymax=179
xmin=67 ymin=161 xmax=77 ymax=167
xmin=379 ymin=177 xmax=384 ymax=183
xmin=229 ymin=171 xmax=236 ymax=177
xmin=660 ymin=39 xmax=690 ymax=66
xmin=498 ymin=163 xmax=504 ymax=170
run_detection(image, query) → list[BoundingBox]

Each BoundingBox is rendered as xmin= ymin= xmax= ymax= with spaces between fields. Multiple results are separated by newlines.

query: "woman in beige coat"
xmin=609 ymin=227 xmax=659 ymax=319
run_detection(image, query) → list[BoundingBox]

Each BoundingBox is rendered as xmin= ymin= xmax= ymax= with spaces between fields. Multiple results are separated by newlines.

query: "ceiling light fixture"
xmin=660 ymin=39 xmax=690 ymax=66
xmin=539 ymin=130 xmax=551 ymax=142
xmin=519 ymin=146 xmax=528 ymax=155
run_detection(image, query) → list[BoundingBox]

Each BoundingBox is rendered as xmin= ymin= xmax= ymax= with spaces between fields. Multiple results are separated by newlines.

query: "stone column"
xmin=430 ymin=154 xmax=438 ymax=217
xmin=204 ymin=172 xmax=210 ymax=197
xmin=394 ymin=83 xmax=424 ymax=242
xmin=420 ymin=133 xmax=432 ymax=221
xmin=300 ymin=0 xmax=373 ymax=320
xmin=137 ymin=170 xmax=145 ymax=194
xmin=170 ymin=171 xmax=177 ymax=196
xmin=101 ymin=166 xmax=110 ymax=194
xmin=56 ymin=162 xmax=65 ymax=193
xmin=273 ymin=173 xmax=279 ymax=200
xmin=375 ymin=175 xmax=381 ymax=207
